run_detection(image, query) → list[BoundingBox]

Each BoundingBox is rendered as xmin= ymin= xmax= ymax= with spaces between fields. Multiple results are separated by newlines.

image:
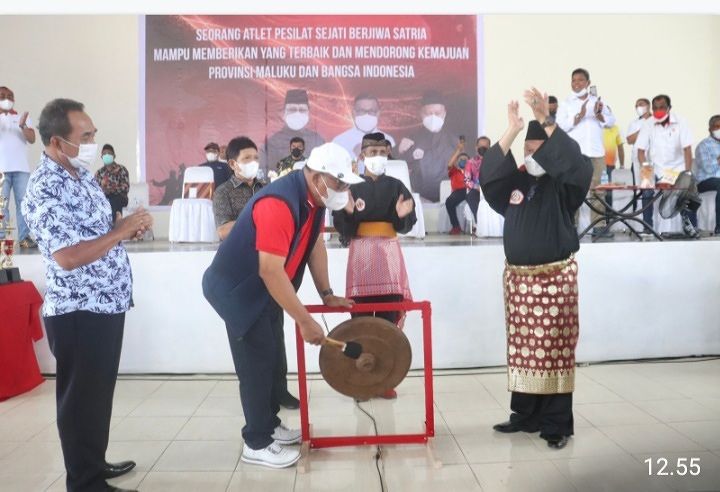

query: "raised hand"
xmin=399 ymin=138 xmax=414 ymax=154
xmin=523 ymin=87 xmax=550 ymax=122
xmin=395 ymin=195 xmax=414 ymax=218
xmin=18 ymin=112 xmax=29 ymax=128
xmin=507 ymin=100 xmax=524 ymax=132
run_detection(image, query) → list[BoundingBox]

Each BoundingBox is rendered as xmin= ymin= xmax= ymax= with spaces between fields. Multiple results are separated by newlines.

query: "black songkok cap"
xmin=285 ymin=89 xmax=309 ymax=105
xmin=525 ymin=120 xmax=548 ymax=141
xmin=361 ymin=132 xmax=390 ymax=148
xmin=421 ymin=90 xmax=444 ymax=106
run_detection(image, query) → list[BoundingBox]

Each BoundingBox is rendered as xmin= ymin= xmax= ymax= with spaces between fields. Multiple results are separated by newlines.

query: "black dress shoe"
xmin=103 ymin=460 xmax=136 ymax=479
xmin=106 ymin=487 xmax=138 ymax=492
xmin=279 ymin=393 xmax=300 ymax=410
xmin=545 ymin=435 xmax=570 ymax=449
xmin=492 ymin=420 xmax=539 ymax=433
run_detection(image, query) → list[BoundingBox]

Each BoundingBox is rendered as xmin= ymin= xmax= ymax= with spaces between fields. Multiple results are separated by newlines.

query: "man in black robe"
xmin=332 ymin=132 xmax=416 ymax=399
xmin=480 ymin=88 xmax=592 ymax=449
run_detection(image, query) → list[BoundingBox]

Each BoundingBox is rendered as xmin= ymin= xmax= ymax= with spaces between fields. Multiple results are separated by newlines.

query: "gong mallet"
xmin=323 ymin=337 xmax=363 ymax=360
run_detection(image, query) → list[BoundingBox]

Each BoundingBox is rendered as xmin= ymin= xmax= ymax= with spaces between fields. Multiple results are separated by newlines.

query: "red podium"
xmin=0 ymin=281 xmax=45 ymax=400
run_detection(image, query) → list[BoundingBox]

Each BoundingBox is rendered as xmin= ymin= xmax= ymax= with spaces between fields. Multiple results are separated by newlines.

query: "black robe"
xmin=398 ymin=127 xmax=460 ymax=202
xmin=479 ymin=128 xmax=593 ymax=266
xmin=332 ymin=175 xmax=417 ymax=246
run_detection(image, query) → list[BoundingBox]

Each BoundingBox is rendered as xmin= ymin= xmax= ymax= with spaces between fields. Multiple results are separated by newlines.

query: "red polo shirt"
xmin=449 ymin=167 xmax=465 ymax=191
xmin=252 ymin=193 xmax=323 ymax=279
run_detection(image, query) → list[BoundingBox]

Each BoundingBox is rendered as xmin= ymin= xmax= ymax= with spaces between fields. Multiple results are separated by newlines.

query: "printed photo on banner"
xmin=142 ymin=15 xmax=483 ymax=206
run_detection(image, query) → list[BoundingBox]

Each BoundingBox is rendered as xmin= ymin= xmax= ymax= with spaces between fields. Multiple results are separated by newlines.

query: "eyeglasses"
xmin=325 ymin=174 xmax=350 ymax=191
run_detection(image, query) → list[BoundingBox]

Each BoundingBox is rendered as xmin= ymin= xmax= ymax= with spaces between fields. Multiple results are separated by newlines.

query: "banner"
xmin=143 ymin=15 xmax=482 ymax=205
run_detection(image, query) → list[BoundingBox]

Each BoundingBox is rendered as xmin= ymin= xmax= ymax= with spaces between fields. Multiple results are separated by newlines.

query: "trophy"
xmin=0 ymin=172 xmax=22 ymax=284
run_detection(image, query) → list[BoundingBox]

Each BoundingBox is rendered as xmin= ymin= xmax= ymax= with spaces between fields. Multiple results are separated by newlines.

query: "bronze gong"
xmin=319 ymin=317 xmax=412 ymax=400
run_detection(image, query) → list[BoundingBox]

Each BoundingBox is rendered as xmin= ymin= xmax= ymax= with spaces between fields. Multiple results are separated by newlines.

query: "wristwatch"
xmin=320 ymin=288 xmax=334 ymax=299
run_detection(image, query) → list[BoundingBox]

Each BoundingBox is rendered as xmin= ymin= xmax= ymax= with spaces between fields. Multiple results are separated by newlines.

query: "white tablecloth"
xmin=168 ymin=198 xmax=218 ymax=243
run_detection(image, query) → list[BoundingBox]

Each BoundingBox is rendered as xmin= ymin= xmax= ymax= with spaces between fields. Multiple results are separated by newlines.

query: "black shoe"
xmin=103 ymin=460 xmax=136 ymax=479
xmin=545 ymin=435 xmax=570 ymax=449
xmin=714 ymin=227 xmax=720 ymax=236
xmin=492 ymin=420 xmax=539 ymax=433
xmin=279 ymin=393 xmax=300 ymax=410
xmin=106 ymin=487 xmax=138 ymax=492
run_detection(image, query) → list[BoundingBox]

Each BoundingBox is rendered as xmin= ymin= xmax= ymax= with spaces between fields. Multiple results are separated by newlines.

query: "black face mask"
xmin=291 ymin=148 xmax=303 ymax=158
xmin=477 ymin=147 xmax=488 ymax=156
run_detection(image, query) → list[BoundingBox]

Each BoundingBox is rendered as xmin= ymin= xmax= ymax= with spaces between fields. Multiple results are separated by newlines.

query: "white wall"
xmin=1 ymin=14 xmax=718 ymax=237
xmin=14 ymin=240 xmax=720 ymax=374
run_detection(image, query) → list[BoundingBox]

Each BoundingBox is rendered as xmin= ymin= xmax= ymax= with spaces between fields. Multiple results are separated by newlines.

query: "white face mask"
xmin=61 ymin=139 xmax=98 ymax=169
xmin=712 ymin=129 xmax=720 ymax=140
xmin=573 ymin=88 xmax=588 ymax=98
xmin=206 ymin=152 xmax=218 ymax=162
xmin=364 ymin=155 xmax=387 ymax=176
xmin=317 ymin=175 xmax=349 ymax=211
xmin=237 ymin=160 xmax=259 ymax=180
xmin=423 ymin=114 xmax=444 ymax=133
xmin=285 ymin=111 xmax=309 ymax=131
xmin=354 ymin=114 xmax=378 ymax=133
xmin=0 ymin=99 xmax=13 ymax=111
xmin=524 ymin=154 xmax=546 ymax=177
xmin=636 ymin=105 xmax=648 ymax=117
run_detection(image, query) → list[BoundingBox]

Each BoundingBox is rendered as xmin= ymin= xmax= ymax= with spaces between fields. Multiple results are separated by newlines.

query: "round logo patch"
xmin=355 ymin=198 xmax=366 ymax=211
xmin=509 ymin=189 xmax=524 ymax=205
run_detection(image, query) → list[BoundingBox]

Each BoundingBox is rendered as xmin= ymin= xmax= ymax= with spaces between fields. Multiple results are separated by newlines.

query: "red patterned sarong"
xmin=346 ymin=236 xmax=412 ymax=301
xmin=503 ymin=256 xmax=579 ymax=394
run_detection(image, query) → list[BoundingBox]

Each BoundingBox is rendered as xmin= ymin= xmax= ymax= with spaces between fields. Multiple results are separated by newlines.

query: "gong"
xmin=319 ymin=317 xmax=412 ymax=400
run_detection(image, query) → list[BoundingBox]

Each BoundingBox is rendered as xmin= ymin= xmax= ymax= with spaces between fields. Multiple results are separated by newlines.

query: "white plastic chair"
xmin=474 ymin=188 xmax=504 ymax=237
xmin=437 ymin=179 xmax=466 ymax=233
xmin=385 ymin=160 xmax=425 ymax=239
xmin=168 ymin=167 xmax=218 ymax=243
xmin=697 ymin=190 xmax=716 ymax=232
xmin=182 ymin=166 xmax=215 ymax=199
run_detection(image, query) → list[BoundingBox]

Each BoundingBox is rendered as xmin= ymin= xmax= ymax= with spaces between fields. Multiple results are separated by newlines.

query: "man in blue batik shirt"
xmin=22 ymin=98 xmax=152 ymax=492
xmin=690 ymin=114 xmax=720 ymax=234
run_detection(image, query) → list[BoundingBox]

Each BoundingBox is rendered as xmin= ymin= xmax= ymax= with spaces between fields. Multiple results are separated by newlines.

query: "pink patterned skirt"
xmin=346 ymin=236 xmax=412 ymax=302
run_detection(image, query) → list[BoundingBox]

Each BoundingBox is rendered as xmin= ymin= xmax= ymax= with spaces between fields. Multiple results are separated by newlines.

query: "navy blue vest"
xmin=202 ymin=170 xmax=325 ymax=339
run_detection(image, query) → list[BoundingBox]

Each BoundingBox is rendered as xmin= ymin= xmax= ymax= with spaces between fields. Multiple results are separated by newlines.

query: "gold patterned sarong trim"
xmin=508 ymin=366 xmax=575 ymax=394
xmin=505 ymin=254 xmax=575 ymax=276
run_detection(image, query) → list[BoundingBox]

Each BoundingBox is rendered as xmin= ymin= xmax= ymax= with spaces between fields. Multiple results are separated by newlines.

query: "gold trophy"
xmin=0 ymin=171 xmax=22 ymax=284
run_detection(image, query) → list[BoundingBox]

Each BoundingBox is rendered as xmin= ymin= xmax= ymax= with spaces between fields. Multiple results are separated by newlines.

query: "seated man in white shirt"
xmin=333 ymin=93 xmax=395 ymax=159
xmin=636 ymin=94 xmax=698 ymax=238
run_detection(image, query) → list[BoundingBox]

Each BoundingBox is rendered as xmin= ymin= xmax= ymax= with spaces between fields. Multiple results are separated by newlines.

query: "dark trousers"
xmin=466 ymin=189 xmax=480 ymax=219
xmin=272 ymin=315 xmax=290 ymax=402
xmin=445 ymin=189 xmax=467 ymax=228
xmin=510 ymin=391 xmax=574 ymax=439
xmin=688 ymin=178 xmax=720 ymax=229
xmin=105 ymin=194 xmax=128 ymax=223
xmin=351 ymin=294 xmax=404 ymax=325
xmin=226 ymin=302 xmax=283 ymax=450
xmin=605 ymin=166 xmax=614 ymax=207
xmin=44 ymin=311 xmax=125 ymax=492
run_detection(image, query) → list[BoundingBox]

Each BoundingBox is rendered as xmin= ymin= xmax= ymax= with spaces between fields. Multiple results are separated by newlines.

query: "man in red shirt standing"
xmin=203 ymin=143 xmax=362 ymax=469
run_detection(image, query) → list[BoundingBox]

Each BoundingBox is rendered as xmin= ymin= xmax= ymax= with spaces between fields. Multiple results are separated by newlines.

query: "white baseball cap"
xmin=306 ymin=143 xmax=363 ymax=184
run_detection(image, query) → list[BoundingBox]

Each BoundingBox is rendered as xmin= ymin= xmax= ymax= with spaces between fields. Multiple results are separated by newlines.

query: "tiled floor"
xmin=1 ymin=359 xmax=719 ymax=491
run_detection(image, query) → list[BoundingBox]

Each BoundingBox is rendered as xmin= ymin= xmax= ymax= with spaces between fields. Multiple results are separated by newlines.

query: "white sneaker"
xmin=241 ymin=442 xmax=300 ymax=468
xmin=272 ymin=423 xmax=302 ymax=445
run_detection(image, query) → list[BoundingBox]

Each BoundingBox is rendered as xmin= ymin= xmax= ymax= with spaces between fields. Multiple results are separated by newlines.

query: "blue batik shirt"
xmin=21 ymin=153 xmax=132 ymax=316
